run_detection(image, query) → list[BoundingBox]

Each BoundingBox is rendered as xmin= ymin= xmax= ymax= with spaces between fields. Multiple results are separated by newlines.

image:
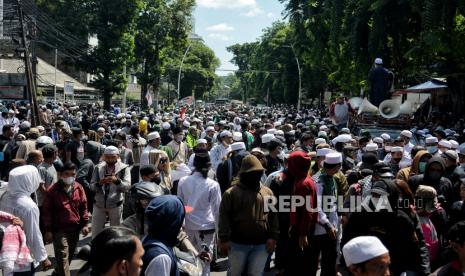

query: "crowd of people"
xmin=0 ymin=100 xmax=464 ymax=276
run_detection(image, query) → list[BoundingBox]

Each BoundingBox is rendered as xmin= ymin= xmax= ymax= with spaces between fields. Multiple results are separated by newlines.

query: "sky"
xmin=194 ymin=0 xmax=286 ymax=76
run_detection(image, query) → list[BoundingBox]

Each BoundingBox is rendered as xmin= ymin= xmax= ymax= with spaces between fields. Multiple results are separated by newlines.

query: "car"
xmin=357 ymin=128 xmax=419 ymax=145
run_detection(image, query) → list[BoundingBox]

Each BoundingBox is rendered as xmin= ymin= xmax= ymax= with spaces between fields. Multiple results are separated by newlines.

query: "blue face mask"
xmin=418 ymin=162 xmax=427 ymax=173
xmin=427 ymin=146 xmax=437 ymax=154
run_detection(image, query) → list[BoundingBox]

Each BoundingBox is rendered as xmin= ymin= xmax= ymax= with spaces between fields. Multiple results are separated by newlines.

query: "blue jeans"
xmin=228 ymin=243 xmax=268 ymax=276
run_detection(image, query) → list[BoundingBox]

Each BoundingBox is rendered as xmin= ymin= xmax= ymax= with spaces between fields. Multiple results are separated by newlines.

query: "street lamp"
xmin=282 ymin=45 xmax=302 ymax=110
xmin=177 ymin=34 xmax=203 ymax=101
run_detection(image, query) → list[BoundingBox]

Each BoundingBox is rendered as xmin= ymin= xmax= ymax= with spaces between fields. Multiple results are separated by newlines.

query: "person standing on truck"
xmin=329 ymin=95 xmax=355 ymax=131
xmin=368 ymin=58 xmax=393 ymax=107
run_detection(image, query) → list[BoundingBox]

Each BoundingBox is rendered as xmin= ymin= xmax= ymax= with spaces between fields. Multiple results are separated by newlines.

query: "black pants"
xmin=308 ymin=234 xmax=338 ymax=276
xmin=285 ymin=233 xmax=314 ymax=276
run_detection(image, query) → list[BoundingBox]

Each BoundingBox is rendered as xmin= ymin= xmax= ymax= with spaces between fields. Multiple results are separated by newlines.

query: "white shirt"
xmin=140 ymin=145 xmax=156 ymax=167
xmin=177 ymin=172 xmax=221 ymax=231
xmin=145 ymin=254 xmax=171 ymax=276
xmin=210 ymin=143 xmax=231 ymax=171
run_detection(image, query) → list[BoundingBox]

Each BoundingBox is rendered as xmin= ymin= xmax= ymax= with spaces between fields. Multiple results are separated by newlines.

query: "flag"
xmin=178 ymin=96 xmax=193 ymax=106
xmin=145 ymin=90 xmax=153 ymax=106
xmin=180 ymin=107 xmax=187 ymax=120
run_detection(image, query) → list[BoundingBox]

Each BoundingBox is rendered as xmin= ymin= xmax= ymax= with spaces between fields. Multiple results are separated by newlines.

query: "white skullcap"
xmin=36 ymin=136 xmax=53 ymax=145
xmin=207 ymin=121 xmax=215 ymax=126
xmin=251 ymin=148 xmax=265 ymax=155
xmin=325 ymin=152 xmax=342 ymax=164
xmin=317 ymin=148 xmax=332 ymax=157
xmin=439 ymin=140 xmax=452 ymax=149
xmin=343 ymin=236 xmax=388 ymax=266
xmin=162 ymin=122 xmax=171 ymax=130
xmin=318 ymin=131 xmax=327 ymax=137
xmin=401 ymin=130 xmax=413 ymax=138
xmin=340 ymin=128 xmax=350 ymax=134
xmin=333 ymin=134 xmax=353 ymax=144
xmin=276 ymin=130 xmax=284 ymax=137
xmin=197 ymin=139 xmax=207 ymax=144
xmin=97 ymin=115 xmax=104 ymax=120
xmin=375 ymin=58 xmax=383 ymax=65
xmin=425 ymin=137 xmax=438 ymax=144
xmin=97 ymin=127 xmax=105 ymax=132
xmin=373 ymin=137 xmax=383 ymax=144
xmin=206 ymin=126 xmax=215 ymax=132
xmin=274 ymin=121 xmax=282 ymax=127
xmin=220 ymin=130 xmax=232 ymax=138
xmin=315 ymin=138 xmax=326 ymax=145
xmin=37 ymin=125 xmax=45 ymax=132
xmin=449 ymin=140 xmax=459 ymax=149
xmin=183 ymin=121 xmax=190 ymax=128
xmin=261 ymin=134 xmax=274 ymax=144
xmin=116 ymin=113 xmax=123 ymax=119
xmin=147 ymin=132 xmax=160 ymax=141
xmin=381 ymin=133 xmax=391 ymax=141
xmin=365 ymin=143 xmax=378 ymax=152
xmin=319 ymin=125 xmax=328 ymax=131
xmin=104 ymin=145 xmax=119 ymax=155
xmin=267 ymin=128 xmax=277 ymax=135
xmin=391 ymin=146 xmax=403 ymax=153
xmin=231 ymin=142 xmax=246 ymax=151
xmin=233 ymin=132 xmax=243 ymax=142
xmin=251 ymin=119 xmax=259 ymax=124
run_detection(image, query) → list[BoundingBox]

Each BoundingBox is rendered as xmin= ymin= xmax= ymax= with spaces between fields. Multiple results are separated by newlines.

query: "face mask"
xmin=427 ymin=146 xmax=437 ymax=154
xmin=419 ymin=162 xmax=427 ymax=173
xmin=393 ymin=158 xmax=402 ymax=163
xmin=63 ymin=176 xmax=74 ymax=185
xmin=429 ymin=171 xmax=442 ymax=181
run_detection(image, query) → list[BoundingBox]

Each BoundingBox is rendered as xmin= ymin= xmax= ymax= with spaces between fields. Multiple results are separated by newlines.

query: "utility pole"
xmin=0 ymin=0 xmax=4 ymax=72
xmin=54 ymin=48 xmax=57 ymax=103
xmin=17 ymin=0 xmax=39 ymax=126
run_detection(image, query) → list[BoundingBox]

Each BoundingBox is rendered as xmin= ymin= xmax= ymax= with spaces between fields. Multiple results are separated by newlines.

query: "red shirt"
xmin=42 ymin=182 xmax=89 ymax=233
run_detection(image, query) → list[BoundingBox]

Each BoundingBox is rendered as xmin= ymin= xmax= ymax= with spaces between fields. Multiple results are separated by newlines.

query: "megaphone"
xmin=358 ymin=98 xmax=379 ymax=115
xmin=399 ymin=100 xmax=413 ymax=115
xmin=349 ymin=97 xmax=363 ymax=110
xmin=379 ymin=99 xmax=401 ymax=118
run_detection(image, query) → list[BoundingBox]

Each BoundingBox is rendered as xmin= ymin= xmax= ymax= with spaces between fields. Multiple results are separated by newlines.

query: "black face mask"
xmin=429 ymin=171 xmax=442 ymax=181
xmin=240 ymin=171 xmax=263 ymax=190
xmin=393 ymin=158 xmax=402 ymax=163
xmin=151 ymin=176 xmax=161 ymax=184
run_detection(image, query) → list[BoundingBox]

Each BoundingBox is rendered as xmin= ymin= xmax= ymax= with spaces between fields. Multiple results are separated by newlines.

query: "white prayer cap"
xmin=365 ymin=143 xmax=378 ymax=152
xmin=162 ymin=122 xmax=171 ymax=130
xmin=391 ymin=146 xmax=403 ymax=153
xmin=104 ymin=145 xmax=120 ymax=155
xmin=182 ymin=121 xmax=190 ymax=128
xmin=400 ymin=130 xmax=412 ymax=138
xmin=207 ymin=121 xmax=215 ymax=126
xmin=220 ymin=130 xmax=232 ymax=138
xmin=318 ymin=131 xmax=327 ymax=137
xmin=97 ymin=115 xmax=104 ymax=120
xmin=439 ymin=140 xmax=452 ymax=149
xmin=333 ymin=134 xmax=353 ymax=144
xmin=276 ymin=130 xmax=284 ymax=137
xmin=315 ymin=138 xmax=326 ymax=145
xmin=324 ymin=152 xmax=342 ymax=164
xmin=267 ymin=128 xmax=277 ymax=135
xmin=116 ymin=113 xmax=123 ymax=119
xmin=231 ymin=142 xmax=246 ymax=151
xmin=251 ymin=119 xmax=259 ymax=124
xmin=261 ymin=134 xmax=274 ymax=144
xmin=340 ymin=128 xmax=350 ymax=134
xmin=425 ymin=137 xmax=437 ymax=144
xmin=449 ymin=140 xmax=459 ymax=149
xmin=381 ymin=133 xmax=391 ymax=141
xmin=319 ymin=125 xmax=328 ymax=131
xmin=233 ymin=132 xmax=243 ymax=142
xmin=97 ymin=127 xmax=105 ymax=132
xmin=375 ymin=58 xmax=383 ymax=65
xmin=373 ymin=137 xmax=383 ymax=144
xmin=274 ymin=121 xmax=282 ymax=127
xmin=36 ymin=136 xmax=53 ymax=145
xmin=206 ymin=126 xmax=215 ymax=132
xmin=197 ymin=139 xmax=207 ymax=145
xmin=342 ymin=236 xmax=389 ymax=267
xmin=147 ymin=132 xmax=160 ymax=141
xmin=317 ymin=148 xmax=332 ymax=157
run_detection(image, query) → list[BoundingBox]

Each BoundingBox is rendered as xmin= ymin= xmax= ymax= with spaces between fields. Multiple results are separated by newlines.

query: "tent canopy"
xmin=394 ymin=79 xmax=447 ymax=95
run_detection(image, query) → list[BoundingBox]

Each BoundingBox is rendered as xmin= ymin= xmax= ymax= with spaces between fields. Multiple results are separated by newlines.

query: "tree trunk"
xmin=103 ymin=89 xmax=112 ymax=110
xmin=447 ymin=74 xmax=465 ymax=120
xmin=141 ymin=59 xmax=148 ymax=110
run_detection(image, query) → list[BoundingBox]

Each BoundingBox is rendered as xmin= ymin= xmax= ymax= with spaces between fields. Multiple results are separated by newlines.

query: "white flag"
xmin=146 ymin=90 xmax=153 ymax=106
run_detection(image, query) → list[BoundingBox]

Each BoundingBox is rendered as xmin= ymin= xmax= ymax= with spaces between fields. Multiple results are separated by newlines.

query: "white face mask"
xmin=63 ymin=176 xmax=75 ymax=185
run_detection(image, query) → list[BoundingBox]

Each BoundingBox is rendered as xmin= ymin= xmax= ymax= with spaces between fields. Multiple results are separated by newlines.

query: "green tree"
xmin=87 ymin=0 xmax=141 ymax=109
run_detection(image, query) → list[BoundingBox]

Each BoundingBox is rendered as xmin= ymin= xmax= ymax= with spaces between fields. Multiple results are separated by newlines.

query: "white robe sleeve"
xmin=145 ymin=254 xmax=172 ymax=276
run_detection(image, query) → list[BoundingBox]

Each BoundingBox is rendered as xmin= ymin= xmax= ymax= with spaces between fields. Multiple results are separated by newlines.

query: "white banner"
xmin=64 ymin=81 xmax=74 ymax=95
